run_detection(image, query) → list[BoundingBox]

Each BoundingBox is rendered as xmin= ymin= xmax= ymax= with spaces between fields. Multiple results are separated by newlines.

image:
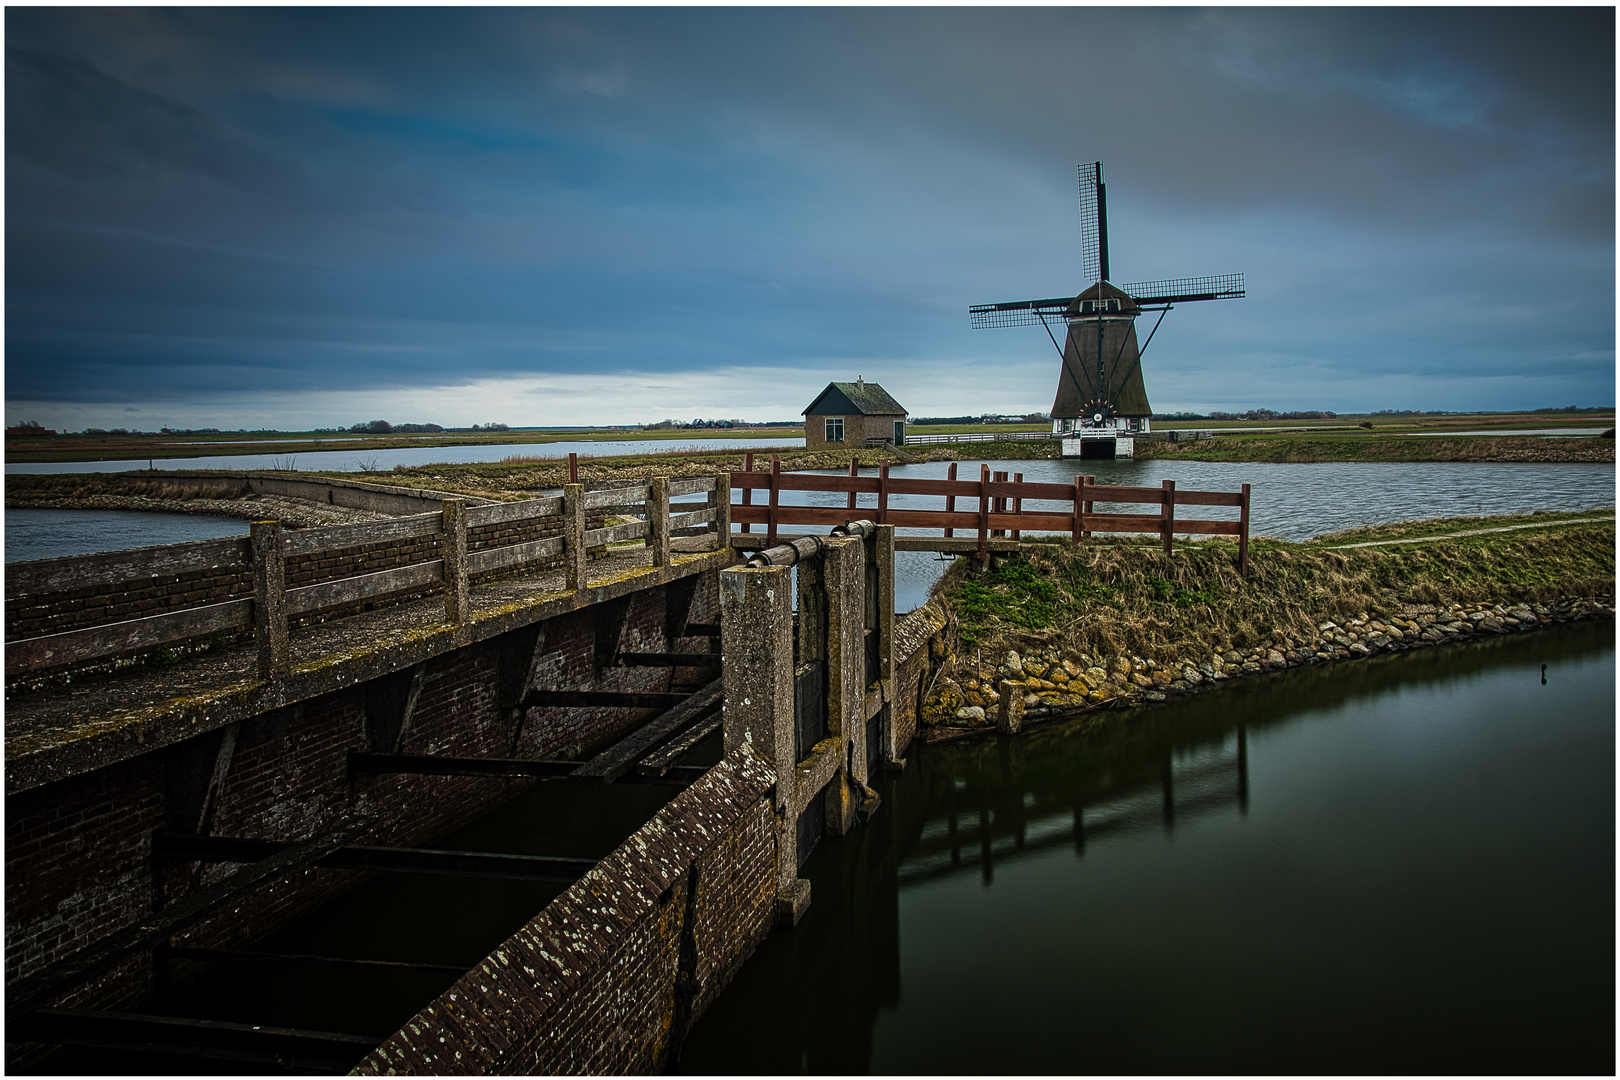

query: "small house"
xmin=802 ymin=378 xmax=907 ymax=449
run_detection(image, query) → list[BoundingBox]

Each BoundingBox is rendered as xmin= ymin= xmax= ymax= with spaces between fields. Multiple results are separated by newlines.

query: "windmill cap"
xmin=1066 ymin=281 xmax=1139 ymax=315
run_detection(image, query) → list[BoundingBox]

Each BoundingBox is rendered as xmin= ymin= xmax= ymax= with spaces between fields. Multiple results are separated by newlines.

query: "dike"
xmin=917 ymin=514 xmax=1615 ymax=741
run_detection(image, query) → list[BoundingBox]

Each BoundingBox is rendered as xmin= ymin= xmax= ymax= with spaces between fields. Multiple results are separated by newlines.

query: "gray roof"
xmin=802 ymin=381 xmax=907 ymax=417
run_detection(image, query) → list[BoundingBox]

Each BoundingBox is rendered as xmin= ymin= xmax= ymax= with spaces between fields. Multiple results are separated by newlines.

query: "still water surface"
xmin=678 ymin=621 xmax=1615 ymax=1074
xmin=3 ymin=436 xmax=801 ymax=475
xmin=3 ymin=507 xmax=247 ymax=563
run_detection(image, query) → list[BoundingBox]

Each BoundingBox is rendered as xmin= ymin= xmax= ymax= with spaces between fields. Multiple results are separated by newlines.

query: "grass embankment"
xmin=1137 ymin=434 xmax=1613 ymax=464
xmin=922 ymin=512 xmax=1615 ymax=735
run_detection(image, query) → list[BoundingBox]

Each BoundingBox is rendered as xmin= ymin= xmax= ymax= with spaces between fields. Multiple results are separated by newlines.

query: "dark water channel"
xmin=677 ymin=621 xmax=1615 ymax=1075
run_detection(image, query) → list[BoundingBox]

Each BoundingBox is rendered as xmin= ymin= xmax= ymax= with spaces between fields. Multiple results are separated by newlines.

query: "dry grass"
xmin=939 ymin=518 xmax=1615 ymax=665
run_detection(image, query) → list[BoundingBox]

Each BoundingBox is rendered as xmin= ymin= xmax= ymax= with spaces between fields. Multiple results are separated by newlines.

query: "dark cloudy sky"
xmin=6 ymin=7 xmax=1614 ymax=430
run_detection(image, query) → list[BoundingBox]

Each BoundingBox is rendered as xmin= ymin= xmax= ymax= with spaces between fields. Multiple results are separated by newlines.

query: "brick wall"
xmin=353 ymin=745 xmax=779 ymax=1075
xmin=5 ymin=568 xmax=723 ymax=1062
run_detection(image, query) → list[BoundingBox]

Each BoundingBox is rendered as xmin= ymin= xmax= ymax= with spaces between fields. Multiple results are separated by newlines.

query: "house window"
xmin=825 ymin=417 xmax=844 ymax=443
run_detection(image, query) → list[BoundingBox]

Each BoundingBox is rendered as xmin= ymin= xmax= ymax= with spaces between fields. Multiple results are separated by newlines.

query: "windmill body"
xmin=970 ymin=163 xmax=1244 ymax=459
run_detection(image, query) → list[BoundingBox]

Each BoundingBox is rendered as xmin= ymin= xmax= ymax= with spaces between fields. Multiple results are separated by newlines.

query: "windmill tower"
xmin=970 ymin=162 xmax=1245 ymax=459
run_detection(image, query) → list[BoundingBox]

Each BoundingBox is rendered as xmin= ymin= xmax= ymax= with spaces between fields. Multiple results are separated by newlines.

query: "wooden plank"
xmin=8 ymin=817 xmax=375 ymax=1014
xmin=636 ymin=711 xmax=722 ymax=777
xmin=584 ymin=519 xmax=647 ymax=547
xmin=467 ymin=535 xmax=563 ymax=576
xmin=669 ymin=477 xmax=716 ymax=497
xmin=1081 ymin=514 xmax=1173 ymax=533
xmin=1084 ymin=484 xmax=1173 ymax=505
xmin=5 ymin=599 xmax=252 ymax=677
xmin=727 ymin=534 xmax=1019 ymax=554
xmin=568 ymin=680 xmax=724 ymax=785
xmin=6 ymin=536 xmax=250 ymax=597
xmin=281 ymin=513 xmax=441 ymax=558
xmin=465 ymin=496 xmax=562 ymax=528
xmin=615 ymin=652 xmax=722 ymax=668
xmin=584 ymin=484 xmax=648 ymax=510
xmin=668 ymin=507 xmax=716 ymax=530
xmin=521 ymin=689 xmax=694 ymax=709
xmin=284 ymin=560 xmax=442 ymax=616
xmin=348 ymin=752 xmax=576 ymax=778
xmin=1170 ymin=490 xmax=1245 ymax=507
xmin=1172 ymin=519 xmax=1243 ymax=536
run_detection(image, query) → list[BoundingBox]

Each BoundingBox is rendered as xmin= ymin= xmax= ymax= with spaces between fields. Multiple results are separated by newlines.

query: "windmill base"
xmin=1061 ymin=435 xmax=1133 ymax=460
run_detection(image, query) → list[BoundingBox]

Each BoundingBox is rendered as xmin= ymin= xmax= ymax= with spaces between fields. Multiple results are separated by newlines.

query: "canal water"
xmin=676 ymin=619 xmax=1615 ymax=1074
xmin=3 ymin=436 xmax=802 ymax=475
xmin=3 ymin=507 xmax=248 ymax=563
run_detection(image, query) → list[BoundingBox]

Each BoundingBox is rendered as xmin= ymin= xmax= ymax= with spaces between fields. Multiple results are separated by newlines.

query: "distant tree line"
xmin=1154 ymin=409 xmax=1338 ymax=421
xmin=345 ymin=420 xmax=509 ymax=433
xmin=913 ymin=413 xmax=1050 ymax=425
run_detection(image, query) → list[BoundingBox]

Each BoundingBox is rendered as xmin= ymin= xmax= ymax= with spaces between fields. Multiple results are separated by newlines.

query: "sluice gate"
xmin=6 ymin=474 xmax=949 ymax=1074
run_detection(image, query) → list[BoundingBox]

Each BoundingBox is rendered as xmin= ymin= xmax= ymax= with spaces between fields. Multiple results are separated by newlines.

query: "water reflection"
xmin=676 ymin=622 xmax=1614 ymax=1075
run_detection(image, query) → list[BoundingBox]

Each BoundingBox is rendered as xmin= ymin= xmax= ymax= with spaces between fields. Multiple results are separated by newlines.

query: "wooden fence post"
xmin=847 ymin=457 xmax=858 ymax=513
xmin=709 ymin=474 xmax=731 ymax=552
xmin=1161 ymin=479 xmax=1176 ymax=556
xmin=1011 ymin=472 xmax=1023 ymax=542
xmin=647 ymin=476 xmax=671 ymax=568
xmin=564 ymin=482 xmax=588 ymax=593
xmin=251 ymin=520 xmax=288 ymax=680
xmin=740 ymin=451 xmax=754 ymax=534
xmin=877 ymin=461 xmax=890 ymax=524
xmin=944 ymin=461 xmax=958 ymax=538
xmin=991 ymin=470 xmax=1008 ymax=537
xmin=1084 ymin=474 xmax=1096 ymax=538
xmin=442 ymin=500 xmax=470 ymax=625
xmin=568 ymin=452 xmax=578 ymax=485
xmin=977 ymin=464 xmax=990 ymax=561
xmin=1072 ymin=474 xmax=1085 ymax=542
xmin=766 ymin=455 xmax=781 ymax=548
xmin=1239 ymin=482 xmax=1251 ymax=576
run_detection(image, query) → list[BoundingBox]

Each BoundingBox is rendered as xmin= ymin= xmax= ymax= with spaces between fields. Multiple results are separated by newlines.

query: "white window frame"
xmin=825 ymin=417 xmax=845 ymax=443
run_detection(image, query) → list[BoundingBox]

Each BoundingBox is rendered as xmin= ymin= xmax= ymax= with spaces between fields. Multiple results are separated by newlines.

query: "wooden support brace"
xmin=846 ymin=457 xmax=859 ymax=511
xmin=740 ymin=451 xmax=754 ymax=533
xmin=1239 ymin=482 xmax=1251 ymax=576
xmin=977 ymin=463 xmax=990 ymax=560
xmin=944 ymin=460 xmax=958 ymax=538
xmin=563 ymin=482 xmax=588 ymax=592
xmin=647 ymin=476 xmax=671 ymax=568
xmin=1161 ymin=479 xmax=1177 ymax=555
xmin=441 ymin=499 xmax=470 ymax=625
xmin=766 ymin=454 xmax=782 ymax=548
xmin=250 ymin=520 xmax=288 ymax=681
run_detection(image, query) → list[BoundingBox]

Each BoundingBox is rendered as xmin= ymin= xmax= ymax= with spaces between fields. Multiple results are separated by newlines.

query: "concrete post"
xmin=250 ymin=520 xmax=288 ymax=681
xmin=719 ymin=564 xmax=808 ymax=924
xmin=997 ymin=680 xmax=1025 ymax=735
xmin=564 ymin=483 xmax=588 ymax=593
xmin=823 ymin=536 xmax=865 ymax=836
xmin=441 ymin=500 xmax=470 ymax=625
xmin=647 ymin=476 xmax=671 ymax=569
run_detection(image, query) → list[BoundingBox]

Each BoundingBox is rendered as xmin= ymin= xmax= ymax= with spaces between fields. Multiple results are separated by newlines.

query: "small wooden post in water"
xmin=1160 ymin=478 xmax=1177 ymax=556
xmin=944 ymin=461 xmax=959 ymax=538
xmin=846 ymin=457 xmax=858 ymax=512
xmin=740 ymin=451 xmax=754 ymax=534
xmin=877 ymin=461 xmax=890 ymax=523
xmin=568 ymin=452 xmax=578 ymax=485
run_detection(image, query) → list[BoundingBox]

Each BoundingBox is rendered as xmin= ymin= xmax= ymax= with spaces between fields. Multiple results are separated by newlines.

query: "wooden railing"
xmin=5 ymin=477 xmax=724 ymax=681
xmin=899 ymin=430 xmax=1056 ymax=445
xmin=730 ymin=456 xmax=1249 ymax=569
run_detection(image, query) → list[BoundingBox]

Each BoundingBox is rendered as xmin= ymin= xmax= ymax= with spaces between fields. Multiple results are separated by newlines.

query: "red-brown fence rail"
xmin=730 ymin=455 xmax=1250 ymax=572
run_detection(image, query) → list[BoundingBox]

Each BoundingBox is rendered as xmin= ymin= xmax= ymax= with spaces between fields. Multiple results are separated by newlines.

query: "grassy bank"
xmin=922 ymin=512 xmax=1615 ymax=734
xmin=1136 ymin=434 xmax=1613 ymax=464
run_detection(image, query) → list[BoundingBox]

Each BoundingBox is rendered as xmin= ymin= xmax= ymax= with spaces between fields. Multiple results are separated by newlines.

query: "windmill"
xmin=969 ymin=162 xmax=1244 ymax=458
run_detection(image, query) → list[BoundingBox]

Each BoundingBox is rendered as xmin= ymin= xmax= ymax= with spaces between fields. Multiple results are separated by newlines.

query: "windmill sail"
xmin=1077 ymin=162 xmax=1107 ymax=284
xmin=1123 ymin=273 xmax=1245 ymax=306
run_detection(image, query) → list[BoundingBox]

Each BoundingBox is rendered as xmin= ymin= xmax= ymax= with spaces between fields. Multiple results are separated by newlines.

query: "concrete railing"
xmin=5 ymin=476 xmax=727 ymax=681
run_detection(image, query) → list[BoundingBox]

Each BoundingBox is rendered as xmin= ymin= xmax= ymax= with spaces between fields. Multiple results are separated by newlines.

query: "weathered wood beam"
xmin=615 ymin=652 xmax=722 ymax=668
xmin=568 ymin=680 xmax=724 ymax=786
xmin=636 ymin=712 xmax=723 ymax=777
xmin=348 ymin=751 xmax=576 ymax=779
xmin=153 ymin=833 xmax=597 ymax=882
xmin=519 ymin=689 xmax=693 ymax=709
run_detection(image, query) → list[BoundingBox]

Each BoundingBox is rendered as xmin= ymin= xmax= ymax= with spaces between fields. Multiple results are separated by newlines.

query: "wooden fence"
xmin=730 ymin=455 xmax=1249 ymax=569
xmin=5 ymin=478 xmax=724 ymax=681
